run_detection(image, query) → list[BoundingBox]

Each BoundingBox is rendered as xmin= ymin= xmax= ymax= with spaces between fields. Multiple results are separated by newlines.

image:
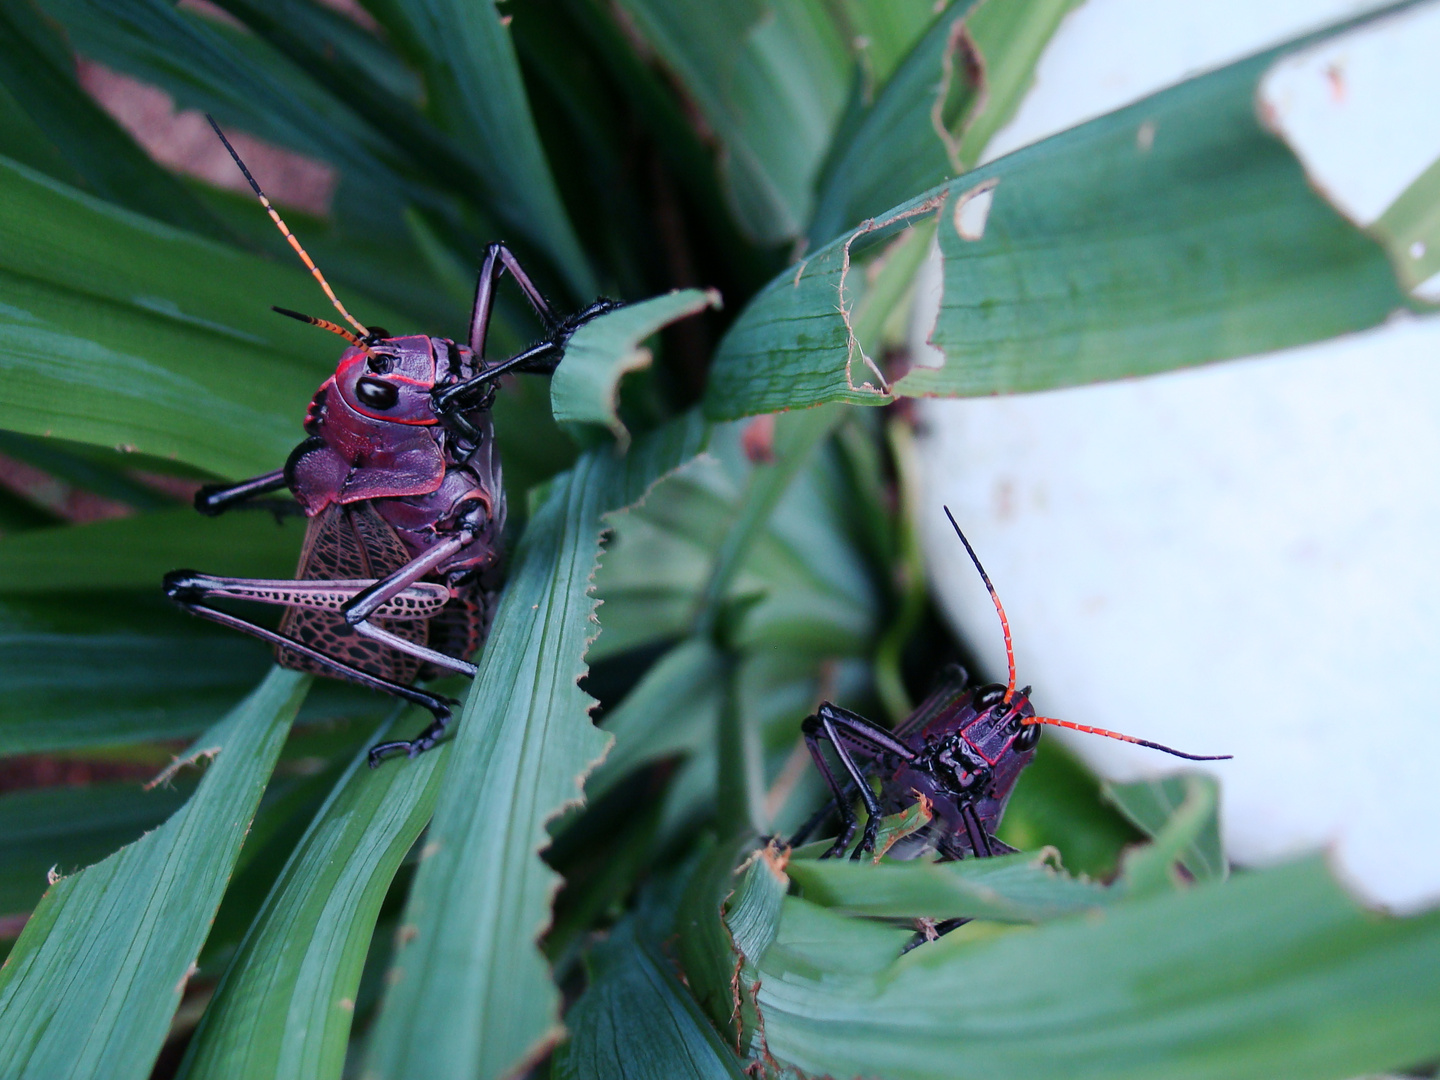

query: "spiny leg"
xmin=341 ymin=532 xmax=481 ymax=678
xmin=814 ymin=702 xmax=917 ymax=761
xmin=801 ymin=714 xmax=889 ymax=860
xmin=166 ymin=530 xmax=485 ymax=763
xmin=800 ymin=718 xmax=861 ymax=859
xmin=161 ymin=571 xmax=450 ymax=619
xmin=821 ymin=716 xmax=887 ymax=861
xmin=964 ymin=803 xmax=996 ymax=859
xmin=811 ymin=703 xmax=921 ymax=861
xmin=468 ymin=241 xmax=556 ymax=356
xmin=164 ymin=593 xmax=455 ymax=756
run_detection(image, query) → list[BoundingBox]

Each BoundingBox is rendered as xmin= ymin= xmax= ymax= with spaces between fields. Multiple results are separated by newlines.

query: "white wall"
xmin=916 ymin=0 xmax=1440 ymax=911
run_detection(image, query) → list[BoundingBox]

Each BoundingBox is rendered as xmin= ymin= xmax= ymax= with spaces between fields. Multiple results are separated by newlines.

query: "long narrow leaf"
xmin=0 ymin=780 xmax=194 ymax=915
xmin=0 ymin=508 xmax=300 ymax=594
xmin=0 ymin=667 xmax=309 ymax=1080
xmin=755 ymin=858 xmax=1440 ymax=1080
xmin=0 ymin=0 xmax=226 ymax=238
xmin=0 ymin=156 xmax=406 ymax=475
xmin=705 ymin=4 xmax=1414 ymax=419
xmin=0 ymin=593 xmax=384 ymax=755
xmin=787 ymin=850 xmax=1115 ymax=922
xmin=368 ymin=0 xmax=595 ymax=296
xmin=178 ymin=712 xmax=448 ymax=1080
xmin=552 ymin=917 xmax=747 ymax=1080
xmin=363 ymin=413 xmax=705 ymax=1079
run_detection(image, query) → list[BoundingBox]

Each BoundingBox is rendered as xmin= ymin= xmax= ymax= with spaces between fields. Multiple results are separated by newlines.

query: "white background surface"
xmin=915 ymin=0 xmax=1440 ymax=911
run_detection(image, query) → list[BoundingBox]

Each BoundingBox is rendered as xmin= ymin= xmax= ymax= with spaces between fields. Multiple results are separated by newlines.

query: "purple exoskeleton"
xmin=164 ymin=119 xmax=617 ymax=763
xmin=791 ymin=508 xmax=1230 ymax=871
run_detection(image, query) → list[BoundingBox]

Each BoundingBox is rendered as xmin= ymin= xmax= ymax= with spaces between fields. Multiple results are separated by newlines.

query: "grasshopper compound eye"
xmin=974 ymin=685 xmax=1006 ymax=710
xmin=1012 ymin=722 xmax=1041 ymax=752
xmin=356 ymin=377 xmax=400 ymax=410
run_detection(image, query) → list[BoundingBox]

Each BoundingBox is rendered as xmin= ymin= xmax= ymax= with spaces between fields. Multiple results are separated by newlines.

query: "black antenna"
xmin=205 ymin=115 xmax=370 ymax=339
xmin=943 ymin=506 xmax=1016 ymax=702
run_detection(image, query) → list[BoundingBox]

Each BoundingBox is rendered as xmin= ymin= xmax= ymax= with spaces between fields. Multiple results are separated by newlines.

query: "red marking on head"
xmin=332 ymin=338 xmax=440 ymax=426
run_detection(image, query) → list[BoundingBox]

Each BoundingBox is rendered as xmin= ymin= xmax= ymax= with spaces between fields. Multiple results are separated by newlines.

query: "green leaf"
xmin=996 ymin=739 xmax=1140 ymax=880
xmin=0 ymin=0 xmax=227 ymax=238
xmin=809 ymin=0 xmax=981 ymax=245
xmin=551 ymin=288 xmax=720 ymax=446
xmin=723 ymin=846 xmax=789 ymax=1047
xmin=0 ymin=432 xmax=178 ymax=513
xmin=672 ymin=834 xmax=757 ymax=1037
xmin=613 ymin=0 xmax=851 ymax=243
xmin=552 ymin=917 xmax=748 ymax=1080
xmin=1374 ymin=151 xmax=1440 ymax=291
xmin=43 ymin=0 xmax=483 ymax=336
xmin=43 ymin=0 xmax=407 ymax=184
xmin=584 ymin=636 xmax=725 ymax=802
xmin=178 ymin=712 xmax=448 ymax=1080
xmin=1110 ymin=772 xmax=1225 ymax=895
xmin=834 ymin=0 xmax=936 ymax=89
xmin=366 ymin=0 xmax=596 ymax=296
xmin=0 ymin=779 xmax=195 ymax=915
xmin=788 ymin=849 xmax=1115 ymax=922
xmin=0 ymin=600 xmax=268 ymax=755
xmin=0 ymin=155 xmax=408 ymax=476
xmin=705 ymin=6 xmax=1411 ymax=419
xmin=363 ymin=414 xmax=706 ymax=1080
xmin=949 ymin=0 xmax=1081 ymax=170
xmin=0 ymin=667 xmax=309 ymax=1080
xmin=753 ymin=856 xmax=1440 ymax=1080
xmin=0 ymin=507 xmax=300 ymax=593
xmin=812 ymin=0 xmax=1075 ymax=245
xmin=0 ymin=595 xmax=383 ymax=756
xmin=0 ymin=72 xmax=79 ymax=185
xmin=592 ymin=415 xmax=877 ymax=662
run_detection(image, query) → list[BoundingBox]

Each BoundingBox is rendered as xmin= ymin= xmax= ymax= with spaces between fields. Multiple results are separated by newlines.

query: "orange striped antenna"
xmin=943 ymin=507 xmax=1016 ymax=703
xmin=205 ymin=115 xmax=371 ymax=340
xmin=272 ymin=306 xmax=362 ymax=346
xmin=1021 ymin=716 xmax=1232 ymax=761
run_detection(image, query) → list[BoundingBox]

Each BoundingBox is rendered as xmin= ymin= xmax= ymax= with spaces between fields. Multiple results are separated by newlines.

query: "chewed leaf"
xmin=788 ymin=849 xmax=1113 ymax=923
xmin=705 ymin=4 xmax=1416 ymax=420
xmin=755 ymin=857 xmax=1440 ymax=1080
xmin=809 ymin=0 xmax=1074 ymax=245
xmin=362 ymin=414 xmax=706 ymax=1080
xmin=551 ymin=289 xmax=720 ymax=447
xmin=179 ymin=712 xmax=448 ymax=1080
xmin=0 ymin=667 xmax=308 ymax=1080
xmin=1256 ymin=1 xmax=1440 ymax=301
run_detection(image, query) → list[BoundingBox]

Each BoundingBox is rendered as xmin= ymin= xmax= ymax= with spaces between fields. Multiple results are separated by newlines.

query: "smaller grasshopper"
xmin=791 ymin=507 xmax=1230 ymax=863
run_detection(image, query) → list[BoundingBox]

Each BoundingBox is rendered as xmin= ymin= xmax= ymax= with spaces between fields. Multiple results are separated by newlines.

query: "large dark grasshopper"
xmin=165 ymin=119 xmax=617 ymax=763
xmin=792 ymin=508 xmax=1230 ymax=868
